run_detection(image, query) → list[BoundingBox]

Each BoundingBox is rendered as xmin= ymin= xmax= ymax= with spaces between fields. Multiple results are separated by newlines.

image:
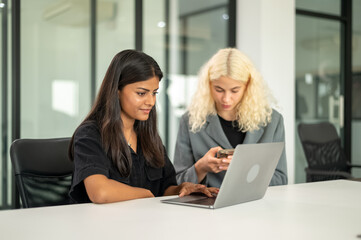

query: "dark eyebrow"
xmin=136 ymin=87 xmax=159 ymax=91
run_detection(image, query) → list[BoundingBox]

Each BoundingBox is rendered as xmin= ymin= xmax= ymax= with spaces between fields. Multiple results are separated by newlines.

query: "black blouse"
xmin=218 ymin=115 xmax=246 ymax=148
xmin=69 ymin=121 xmax=177 ymax=203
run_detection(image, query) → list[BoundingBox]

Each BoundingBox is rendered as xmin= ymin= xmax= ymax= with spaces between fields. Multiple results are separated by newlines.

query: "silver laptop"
xmin=161 ymin=142 xmax=284 ymax=209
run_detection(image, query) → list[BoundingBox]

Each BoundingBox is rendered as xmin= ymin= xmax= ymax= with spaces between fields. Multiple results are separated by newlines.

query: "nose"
xmin=222 ymin=91 xmax=231 ymax=103
xmin=145 ymin=93 xmax=156 ymax=106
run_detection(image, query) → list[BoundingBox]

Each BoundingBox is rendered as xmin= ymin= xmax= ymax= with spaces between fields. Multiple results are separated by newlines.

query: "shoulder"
xmin=270 ymin=109 xmax=284 ymax=124
xmin=180 ymin=112 xmax=190 ymax=123
xmin=180 ymin=111 xmax=216 ymax=132
xmin=179 ymin=112 xmax=191 ymax=130
xmin=260 ymin=109 xmax=284 ymax=132
xmin=74 ymin=121 xmax=101 ymax=140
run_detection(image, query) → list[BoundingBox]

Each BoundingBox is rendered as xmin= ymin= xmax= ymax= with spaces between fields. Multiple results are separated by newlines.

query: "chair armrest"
xmin=346 ymin=162 xmax=361 ymax=168
xmin=305 ymin=168 xmax=352 ymax=179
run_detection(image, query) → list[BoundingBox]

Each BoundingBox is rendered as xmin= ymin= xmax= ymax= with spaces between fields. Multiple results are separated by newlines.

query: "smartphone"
xmin=216 ymin=149 xmax=234 ymax=158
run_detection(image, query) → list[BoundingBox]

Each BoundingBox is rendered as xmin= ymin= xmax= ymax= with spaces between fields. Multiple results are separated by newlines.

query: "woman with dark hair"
xmin=69 ymin=50 xmax=217 ymax=204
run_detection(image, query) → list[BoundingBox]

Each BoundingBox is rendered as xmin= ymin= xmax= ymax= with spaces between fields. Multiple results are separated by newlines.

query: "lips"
xmin=140 ymin=109 xmax=152 ymax=114
xmin=221 ymin=104 xmax=231 ymax=109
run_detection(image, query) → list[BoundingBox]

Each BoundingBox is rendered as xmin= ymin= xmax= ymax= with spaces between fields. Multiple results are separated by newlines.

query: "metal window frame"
xmin=1 ymin=0 xmax=9 ymax=209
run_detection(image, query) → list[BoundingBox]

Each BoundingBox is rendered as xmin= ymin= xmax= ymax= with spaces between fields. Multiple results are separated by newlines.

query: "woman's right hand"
xmin=194 ymin=147 xmax=232 ymax=182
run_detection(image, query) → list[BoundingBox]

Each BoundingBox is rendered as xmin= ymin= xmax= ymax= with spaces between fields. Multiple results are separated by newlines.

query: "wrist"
xmin=176 ymin=183 xmax=184 ymax=194
xmin=194 ymin=161 xmax=207 ymax=183
xmin=195 ymin=159 xmax=208 ymax=174
xmin=145 ymin=189 xmax=154 ymax=198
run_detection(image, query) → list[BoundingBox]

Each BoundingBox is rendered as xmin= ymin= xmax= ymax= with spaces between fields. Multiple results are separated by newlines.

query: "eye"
xmin=215 ymin=88 xmax=224 ymax=93
xmin=152 ymin=92 xmax=159 ymax=96
xmin=137 ymin=92 xmax=146 ymax=96
xmin=231 ymin=90 xmax=240 ymax=93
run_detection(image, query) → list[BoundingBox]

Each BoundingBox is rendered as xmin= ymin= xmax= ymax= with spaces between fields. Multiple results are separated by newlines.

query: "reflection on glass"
xmin=52 ymin=80 xmax=79 ymax=117
xmin=166 ymin=2 xmax=229 ymax=158
xmin=296 ymin=0 xmax=340 ymax=16
xmin=96 ymin=0 xmax=134 ymax=90
xmin=295 ymin=15 xmax=342 ymax=183
xmin=184 ymin=7 xmax=227 ymax=75
xmin=352 ymin=0 xmax=361 ymax=119
xmin=296 ymin=15 xmax=341 ymax=122
xmin=143 ymin=0 xmax=166 ymax=141
xmin=21 ymin=0 xmax=91 ymax=138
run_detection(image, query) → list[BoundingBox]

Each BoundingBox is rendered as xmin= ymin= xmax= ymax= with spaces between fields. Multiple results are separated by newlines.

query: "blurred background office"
xmin=0 ymin=0 xmax=360 ymax=209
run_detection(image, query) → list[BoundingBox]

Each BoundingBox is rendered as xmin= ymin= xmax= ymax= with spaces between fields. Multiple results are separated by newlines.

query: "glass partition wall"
xmin=167 ymin=0 xmax=230 ymax=157
xmin=0 ymin=0 xmax=12 ymax=209
xmin=295 ymin=14 xmax=342 ymax=183
xmin=352 ymin=0 xmax=361 ymax=177
xmin=0 ymin=0 xmax=5 ymax=208
xmin=21 ymin=0 xmax=92 ymax=139
xmin=0 ymin=0 xmax=235 ymax=209
xmin=295 ymin=0 xmax=360 ymax=182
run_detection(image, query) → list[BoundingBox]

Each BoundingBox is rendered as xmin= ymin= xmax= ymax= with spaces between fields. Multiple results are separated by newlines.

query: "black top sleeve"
xmin=69 ymin=122 xmax=110 ymax=203
xmin=159 ymin=150 xmax=177 ymax=195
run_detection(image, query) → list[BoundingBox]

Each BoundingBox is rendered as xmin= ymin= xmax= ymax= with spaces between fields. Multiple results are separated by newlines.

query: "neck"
xmin=120 ymin=114 xmax=135 ymax=146
xmin=217 ymin=110 xmax=236 ymax=121
xmin=120 ymin=112 xmax=135 ymax=131
xmin=121 ymin=116 xmax=135 ymax=147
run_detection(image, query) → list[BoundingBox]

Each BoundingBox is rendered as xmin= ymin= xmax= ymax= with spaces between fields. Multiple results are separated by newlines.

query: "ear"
xmin=117 ymin=90 xmax=121 ymax=98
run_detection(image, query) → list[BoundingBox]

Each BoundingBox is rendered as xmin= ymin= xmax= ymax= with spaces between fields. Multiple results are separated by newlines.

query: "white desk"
xmin=0 ymin=180 xmax=360 ymax=240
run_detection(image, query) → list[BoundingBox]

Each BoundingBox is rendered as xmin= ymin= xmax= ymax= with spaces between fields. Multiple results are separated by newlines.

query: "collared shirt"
xmin=69 ymin=121 xmax=177 ymax=203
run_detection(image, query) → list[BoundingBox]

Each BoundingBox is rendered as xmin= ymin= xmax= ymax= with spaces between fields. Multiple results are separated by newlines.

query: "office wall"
xmin=237 ymin=0 xmax=295 ymax=183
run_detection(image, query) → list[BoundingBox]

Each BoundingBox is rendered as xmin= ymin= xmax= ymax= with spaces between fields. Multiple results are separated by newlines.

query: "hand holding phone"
xmin=216 ymin=149 xmax=234 ymax=158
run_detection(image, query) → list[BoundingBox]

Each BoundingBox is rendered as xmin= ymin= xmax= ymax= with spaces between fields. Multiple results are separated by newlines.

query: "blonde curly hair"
xmin=188 ymin=48 xmax=274 ymax=132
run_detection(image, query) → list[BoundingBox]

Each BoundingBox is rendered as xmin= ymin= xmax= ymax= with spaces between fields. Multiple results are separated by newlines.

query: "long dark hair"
xmin=69 ymin=50 xmax=165 ymax=177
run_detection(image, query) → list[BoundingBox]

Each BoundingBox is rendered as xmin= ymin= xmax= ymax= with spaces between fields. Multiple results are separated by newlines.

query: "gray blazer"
xmin=173 ymin=109 xmax=288 ymax=187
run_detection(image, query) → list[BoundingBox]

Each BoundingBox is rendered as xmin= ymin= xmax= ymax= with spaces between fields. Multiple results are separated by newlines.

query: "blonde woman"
xmin=174 ymin=48 xmax=287 ymax=188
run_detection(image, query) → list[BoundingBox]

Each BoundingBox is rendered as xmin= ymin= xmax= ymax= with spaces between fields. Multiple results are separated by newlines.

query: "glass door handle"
xmin=339 ymin=95 xmax=344 ymax=128
xmin=328 ymin=95 xmax=344 ymax=128
xmin=329 ymin=96 xmax=335 ymax=125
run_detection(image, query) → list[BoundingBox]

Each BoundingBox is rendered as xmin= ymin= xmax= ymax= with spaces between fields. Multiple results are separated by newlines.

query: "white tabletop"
xmin=1 ymin=180 xmax=361 ymax=240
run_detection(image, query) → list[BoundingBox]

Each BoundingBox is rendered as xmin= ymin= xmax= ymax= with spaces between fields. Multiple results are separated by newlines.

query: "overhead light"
xmin=0 ymin=3 xmax=5 ymax=8
xmin=222 ymin=14 xmax=229 ymax=20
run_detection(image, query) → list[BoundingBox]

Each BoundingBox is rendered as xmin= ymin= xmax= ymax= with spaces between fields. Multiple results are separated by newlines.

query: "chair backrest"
xmin=298 ymin=122 xmax=350 ymax=181
xmin=298 ymin=122 xmax=339 ymax=143
xmin=10 ymin=138 xmax=74 ymax=208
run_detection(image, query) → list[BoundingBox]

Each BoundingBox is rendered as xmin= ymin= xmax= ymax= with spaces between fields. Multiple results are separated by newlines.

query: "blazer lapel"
xmin=205 ymin=115 xmax=233 ymax=149
xmin=243 ymin=127 xmax=264 ymax=144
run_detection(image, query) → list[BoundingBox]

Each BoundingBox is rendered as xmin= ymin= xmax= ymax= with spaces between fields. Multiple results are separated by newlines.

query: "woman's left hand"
xmin=178 ymin=182 xmax=219 ymax=197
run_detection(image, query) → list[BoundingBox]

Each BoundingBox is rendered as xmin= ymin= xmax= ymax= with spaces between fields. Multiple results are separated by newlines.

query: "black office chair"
xmin=298 ymin=122 xmax=361 ymax=182
xmin=10 ymin=138 xmax=74 ymax=208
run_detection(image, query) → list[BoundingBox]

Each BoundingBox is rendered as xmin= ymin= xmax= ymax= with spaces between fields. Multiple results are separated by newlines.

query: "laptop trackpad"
xmin=165 ymin=193 xmax=216 ymax=206
xmin=185 ymin=197 xmax=216 ymax=206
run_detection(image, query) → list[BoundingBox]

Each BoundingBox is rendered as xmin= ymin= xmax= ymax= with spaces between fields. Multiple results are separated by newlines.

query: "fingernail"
xmin=219 ymin=166 xmax=223 ymax=169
